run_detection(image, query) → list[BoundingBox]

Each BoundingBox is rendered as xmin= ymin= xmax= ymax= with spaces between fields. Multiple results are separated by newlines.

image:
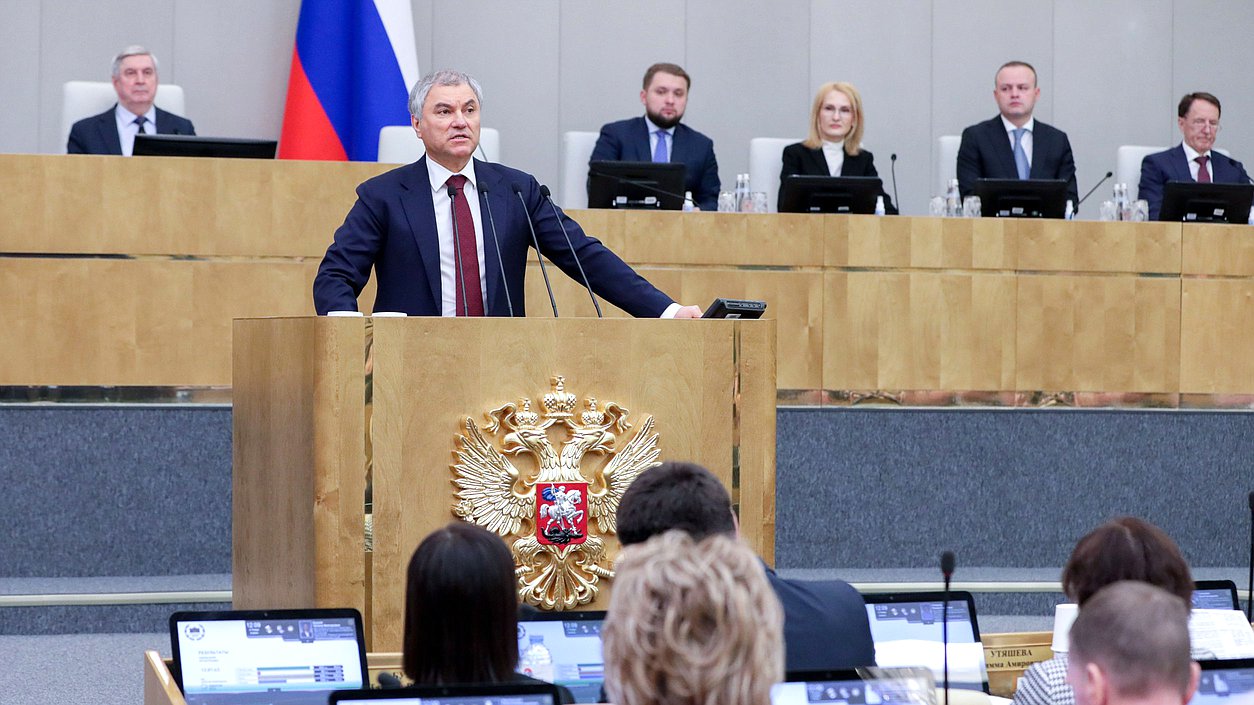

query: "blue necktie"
xmin=652 ymin=130 xmax=668 ymax=163
xmin=133 ymin=115 xmax=147 ymax=135
xmin=1012 ymin=128 xmax=1030 ymax=180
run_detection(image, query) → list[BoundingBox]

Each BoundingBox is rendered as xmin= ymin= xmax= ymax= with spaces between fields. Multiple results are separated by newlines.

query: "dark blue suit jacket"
xmin=956 ymin=116 xmax=1078 ymax=205
xmin=765 ymin=567 xmax=877 ymax=670
xmin=313 ymin=157 xmax=674 ymax=317
xmin=1139 ymin=145 xmax=1251 ymax=221
xmin=589 ymin=117 xmax=720 ymax=211
xmin=779 ymin=142 xmax=898 ymax=214
xmin=66 ymin=105 xmax=195 ymax=155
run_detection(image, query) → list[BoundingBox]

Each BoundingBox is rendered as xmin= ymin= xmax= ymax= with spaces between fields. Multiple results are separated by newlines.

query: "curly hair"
xmin=604 ymin=531 xmax=784 ymax=705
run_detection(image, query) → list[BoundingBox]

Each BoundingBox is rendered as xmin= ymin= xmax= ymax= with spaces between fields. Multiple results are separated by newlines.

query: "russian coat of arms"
xmin=451 ymin=375 xmax=661 ymax=610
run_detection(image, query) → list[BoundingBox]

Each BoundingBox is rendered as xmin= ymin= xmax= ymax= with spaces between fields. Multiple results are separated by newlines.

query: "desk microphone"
xmin=377 ymin=672 xmax=402 ymax=689
xmin=587 ymin=168 xmax=695 ymax=209
xmin=447 ymin=184 xmax=470 ymax=316
xmin=511 ymin=183 xmax=559 ymax=317
xmin=1077 ymin=171 xmax=1114 ymax=208
xmin=540 ymin=185 xmax=601 ymax=317
xmin=941 ymin=550 xmax=956 ymax=705
xmin=1246 ymin=490 xmax=1253 ymax=621
xmin=478 ymin=186 xmax=514 ymax=317
xmin=890 ymin=153 xmax=900 ymax=211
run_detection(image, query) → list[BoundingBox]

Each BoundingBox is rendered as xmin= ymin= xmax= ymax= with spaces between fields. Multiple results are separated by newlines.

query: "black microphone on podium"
xmin=1077 ymin=171 xmax=1114 ymax=208
xmin=511 ymin=183 xmax=559 ymax=317
xmin=1246 ymin=490 xmax=1253 ymax=621
xmin=539 ymin=185 xmax=602 ymax=318
xmin=890 ymin=154 xmax=900 ymax=212
xmin=448 ymin=184 xmax=470 ymax=316
xmin=941 ymin=550 xmax=956 ymax=705
xmin=478 ymin=186 xmax=514 ymax=317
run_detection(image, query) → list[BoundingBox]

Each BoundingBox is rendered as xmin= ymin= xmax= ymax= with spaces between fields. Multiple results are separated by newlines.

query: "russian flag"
xmin=278 ymin=0 xmax=420 ymax=161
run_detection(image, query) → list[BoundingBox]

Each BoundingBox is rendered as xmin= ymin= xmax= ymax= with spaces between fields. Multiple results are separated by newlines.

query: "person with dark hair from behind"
xmin=1138 ymin=92 xmax=1251 ymax=221
xmin=1012 ymin=517 xmax=1194 ymax=705
xmin=399 ymin=522 xmax=574 ymax=702
xmin=1067 ymin=582 xmax=1199 ymax=705
xmin=615 ymin=460 xmax=876 ymax=670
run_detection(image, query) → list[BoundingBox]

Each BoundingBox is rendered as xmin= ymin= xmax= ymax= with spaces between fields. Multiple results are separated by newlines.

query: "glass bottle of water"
xmin=945 ymin=179 xmax=961 ymax=217
xmin=874 ymin=195 xmax=886 ymax=216
xmin=519 ymin=634 xmax=554 ymax=682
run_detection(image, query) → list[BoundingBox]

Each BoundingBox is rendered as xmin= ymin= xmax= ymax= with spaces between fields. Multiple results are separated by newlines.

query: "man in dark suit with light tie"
xmin=67 ymin=46 xmax=195 ymax=156
xmin=314 ymin=69 xmax=701 ymax=319
xmin=956 ymin=61 xmax=1078 ymax=206
xmin=589 ymin=63 xmax=720 ymax=211
xmin=1139 ymin=92 xmax=1250 ymax=221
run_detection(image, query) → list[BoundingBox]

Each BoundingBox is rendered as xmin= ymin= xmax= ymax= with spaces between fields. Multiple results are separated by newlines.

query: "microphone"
xmin=941 ymin=551 xmax=955 ymax=705
xmin=1077 ymin=170 xmax=1114 ymax=207
xmin=448 ymin=184 xmax=470 ymax=317
xmin=478 ymin=186 xmax=514 ymax=317
xmin=587 ymin=168 xmax=694 ymax=209
xmin=1246 ymin=490 xmax=1253 ymax=621
xmin=511 ymin=183 xmax=559 ymax=317
xmin=890 ymin=153 xmax=900 ymax=212
xmin=540 ymin=185 xmax=602 ymax=318
xmin=378 ymin=672 xmax=402 ymax=688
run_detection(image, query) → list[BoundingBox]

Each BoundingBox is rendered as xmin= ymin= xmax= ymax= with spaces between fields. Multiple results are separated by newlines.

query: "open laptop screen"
xmin=773 ymin=669 xmax=937 ymax=705
xmin=330 ymin=682 xmax=561 ymax=705
xmin=1193 ymin=580 xmax=1241 ymax=611
xmin=862 ymin=592 xmax=988 ymax=693
xmin=516 ymin=610 xmax=606 ymax=703
xmin=1190 ymin=659 xmax=1254 ymax=705
xmin=170 ymin=608 xmax=367 ymax=705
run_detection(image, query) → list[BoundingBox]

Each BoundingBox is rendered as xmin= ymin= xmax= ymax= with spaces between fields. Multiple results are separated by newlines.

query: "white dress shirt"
xmin=425 ymin=158 xmax=489 ymax=316
xmin=645 ymin=115 xmax=675 ymax=161
xmin=115 ymin=104 xmax=157 ymax=157
xmin=821 ymin=140 xmax=846 ymax=176
xmin=1181 ymin=142 xmax=1214 ymax=182
xmin=1001 ymin=115 xmax=1035 ymax=166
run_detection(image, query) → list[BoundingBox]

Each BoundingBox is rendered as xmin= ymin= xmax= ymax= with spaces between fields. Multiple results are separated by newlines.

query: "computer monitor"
xmin=516 ymin=610 xmax=606 ymax=703
xmin=1190 ymin=658 xmax=1254 ymax=705
xmin=973 ymin=178 xmax=1069 ymax=218
xmin=329 ymin=682 xmax=562 ymax=705
xmin=1194 ymin=580 xmax=1241 ymax=611
xmin=134 ymin=134 xmax=278 ymax=159
xmin=587 ymin=161 xmax=686 ymax=210
xmin=862 ymin=591 xmax=989 ymax=693
xmin=701 ymin=298 xmax=767 ymax=319
xmin=170 ymin=608 xmax=367 ymax=705
xmin=1158 ymin=181 xmax=1254 ymax=223
xmin=777 ymin=175 xmax=883 ymax=214
xmin=773 ymin=669 xmax=937 ymax=705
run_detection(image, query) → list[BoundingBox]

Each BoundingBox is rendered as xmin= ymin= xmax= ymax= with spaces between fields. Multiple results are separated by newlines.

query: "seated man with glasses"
xmin=1139 ymin=92 xmax=1250 ymax=220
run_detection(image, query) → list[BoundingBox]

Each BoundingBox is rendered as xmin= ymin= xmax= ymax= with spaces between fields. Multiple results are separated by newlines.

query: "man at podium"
xmin=314 ymin=69 xmax=700 ymax=319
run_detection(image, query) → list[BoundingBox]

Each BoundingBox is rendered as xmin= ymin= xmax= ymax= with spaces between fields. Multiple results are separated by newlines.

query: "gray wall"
xmin=4 ymin=0 xmax=1253 ymax=216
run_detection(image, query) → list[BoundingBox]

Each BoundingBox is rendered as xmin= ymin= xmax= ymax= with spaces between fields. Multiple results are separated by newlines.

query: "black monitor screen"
xmin=134 ymin=134 xmax=278 ymax=159
xmin=973 ymin=178 xmax=1068 ymax=218
xmin=587 ymin=161 xmax=686 ymax=210
xmin=778 ymin=175 xmax=883 ymax=214
xmin=1158 ymin=181 xmax=1254 ymax=223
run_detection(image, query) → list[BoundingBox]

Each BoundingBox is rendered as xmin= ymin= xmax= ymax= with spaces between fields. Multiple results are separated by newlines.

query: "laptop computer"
xmin=862 ymin=591 xmax=989 ymax=693
xmin=1191 ymin=658 xmax=1254 ymax=705
xmin=1194 ymin=580 xmax=1242 ymax=611
xmin=330 ymin=681 xmax=562 ymax=705
xmin=772 ymin=668 xmax=937 ymax=705
xmin=170 ymin=608 xmax=368 ymax=705
xmin=516 ymin=610 xmax=606 ymax=703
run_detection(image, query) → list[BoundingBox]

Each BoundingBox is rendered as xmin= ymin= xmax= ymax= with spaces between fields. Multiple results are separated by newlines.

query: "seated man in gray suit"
xmin=1139 ymin=92 xmax=1250 ymax=220
xmin=615 ymin=461 xmax=876 ymax=671
xmin=67 ymin=45 xmax=195 ymax=156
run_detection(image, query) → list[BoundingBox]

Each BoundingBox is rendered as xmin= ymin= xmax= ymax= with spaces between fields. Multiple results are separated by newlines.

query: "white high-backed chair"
xmin=61 ymin=81 xmax=186 ymax=154
xmin=936 ymin=135 xmax=961 ymax=198
xmin=748 ymin=138 xmax=799 ymax=213
xmin=559 ymin=131 xmax=600 ymax=209
xmin=377 ymin=126 xmax=500 ymax=164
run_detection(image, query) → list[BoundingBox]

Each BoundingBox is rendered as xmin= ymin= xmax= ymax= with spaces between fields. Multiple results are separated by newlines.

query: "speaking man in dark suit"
xmin=1139 ymin=92 xmax=1250 ymax=221
xmin=615 ymin=461 xmax=877 ymax=672
xmin=956 ymin=61 xmax=1078 ymax=206
xmin=589 ymin=63 xmax=720 ymax=211
xmin=66 ymin=46 xmax=195 ymax=156
xmin=314 ymin=69 xmax=701 ymax=319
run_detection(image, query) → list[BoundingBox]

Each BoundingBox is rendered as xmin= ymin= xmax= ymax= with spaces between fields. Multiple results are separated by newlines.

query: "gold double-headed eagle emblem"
xmin=451 ymin=375 xmax=661 ymax=610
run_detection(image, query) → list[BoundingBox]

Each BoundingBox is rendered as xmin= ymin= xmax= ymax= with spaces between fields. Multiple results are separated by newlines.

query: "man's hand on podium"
xmin=674 ymin=305 xmax=703 ymax=318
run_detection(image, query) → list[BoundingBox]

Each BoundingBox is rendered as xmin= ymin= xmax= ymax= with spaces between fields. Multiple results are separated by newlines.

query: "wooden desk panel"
xmin=1180 ymin=278 xmax=1254 ymax=393
xmin=1182 ymin=222 xmax=1254 ymax=276
xmin=1016 ymin=220 xmax=1181 ymax=273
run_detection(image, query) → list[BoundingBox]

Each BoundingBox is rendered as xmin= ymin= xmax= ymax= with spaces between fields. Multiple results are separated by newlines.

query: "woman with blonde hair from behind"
xmin=603 ymin=530 xmax=784 ymax=705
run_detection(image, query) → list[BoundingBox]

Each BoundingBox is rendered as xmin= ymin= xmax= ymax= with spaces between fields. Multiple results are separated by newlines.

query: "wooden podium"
xmin=232 ymin=316 xmax=777 ymax=650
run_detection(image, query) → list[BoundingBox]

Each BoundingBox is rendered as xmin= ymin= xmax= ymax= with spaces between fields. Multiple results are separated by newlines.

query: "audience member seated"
xmin=780 ymin=81 xmax=897 ymax=213
xmin=615 ymin=460 xmax=876 ymax=671
xmin=1067 ymin=581 xmax=1199 ymax=705
xmin=67 ymin=45 xmax=196 ymax=156
xmin=1139 ymin=92 xmax=1251 ymax=220
xmin=1012 ymin=517 xmax=1194 ymax=705
xmin=401 ymin=521 xmax=574 ymax=701
xmin=589 ymin=62 xmax=720 ymax=210
xmin=603 ymin=530 xmax=783 ymax=705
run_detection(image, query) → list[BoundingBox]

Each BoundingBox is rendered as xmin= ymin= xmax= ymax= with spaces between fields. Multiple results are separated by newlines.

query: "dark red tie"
xmin=1196 ymin=155 xmax=1211 ymax=183
xmin=445 ymin=174 xmax=484 ymax=316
